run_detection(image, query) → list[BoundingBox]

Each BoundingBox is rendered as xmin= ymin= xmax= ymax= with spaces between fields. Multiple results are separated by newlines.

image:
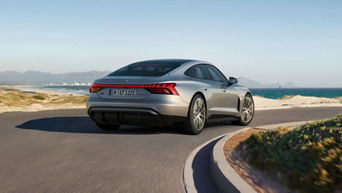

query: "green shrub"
xmin=32 ymin=95 xmax=45 ymax=100
xmin=240 ymin=115 xmax=342 ymax=193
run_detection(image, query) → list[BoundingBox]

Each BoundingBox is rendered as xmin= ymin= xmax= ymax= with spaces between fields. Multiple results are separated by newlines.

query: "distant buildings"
xmin=45 ymin=82 xmax=91 ymax=86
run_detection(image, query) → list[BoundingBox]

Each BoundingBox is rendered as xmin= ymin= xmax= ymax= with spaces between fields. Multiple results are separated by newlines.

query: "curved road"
xmin=1 ymin=107 xmax=342 ymax=193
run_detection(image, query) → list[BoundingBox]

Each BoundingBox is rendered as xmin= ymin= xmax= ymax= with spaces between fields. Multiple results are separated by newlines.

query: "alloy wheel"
xmin=242 ymin=96 xmax=254 ymax=123
xmin=191 ymin=97 xmax=206 ymax=130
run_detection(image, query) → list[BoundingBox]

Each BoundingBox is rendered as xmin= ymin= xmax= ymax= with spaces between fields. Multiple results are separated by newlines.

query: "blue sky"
xmin=0 ymin=0 xmax=341 ymax=87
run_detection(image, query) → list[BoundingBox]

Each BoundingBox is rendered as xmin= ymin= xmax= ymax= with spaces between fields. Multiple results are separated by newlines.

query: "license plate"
xmin=108 ymin=89 xmax=136 ymax=96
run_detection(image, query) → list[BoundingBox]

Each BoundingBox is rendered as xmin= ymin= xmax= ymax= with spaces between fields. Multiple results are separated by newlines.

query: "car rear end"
xmin=86 ymin=60 xmax=190 ymax=127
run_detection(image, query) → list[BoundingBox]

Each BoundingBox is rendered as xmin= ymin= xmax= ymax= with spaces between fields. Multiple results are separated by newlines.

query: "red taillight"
xmin=89 ymin=83 xmax=103 ymax=93
xmin=144 ymin=83 xmax=178 ymax=95
xmin=89 ymin=83 xmax=179 ymax=95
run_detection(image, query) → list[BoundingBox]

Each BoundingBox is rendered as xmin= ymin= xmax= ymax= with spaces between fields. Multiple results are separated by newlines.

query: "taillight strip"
xmin=89 ymin=83 xmax=179 ymax=95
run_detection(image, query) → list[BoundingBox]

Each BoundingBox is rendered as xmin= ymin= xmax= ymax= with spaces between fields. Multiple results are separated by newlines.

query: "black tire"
xmin=183 ymin=94 xmax=207 ymax=135
xmin=234 ymin=94 xmax=255 ymax=126
xmin=96 ymin=123 xmax=120 ymax=131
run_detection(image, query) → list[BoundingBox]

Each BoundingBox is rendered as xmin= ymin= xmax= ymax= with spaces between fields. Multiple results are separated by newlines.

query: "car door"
xmin=205 ymin=65 xmax=240 ymax=115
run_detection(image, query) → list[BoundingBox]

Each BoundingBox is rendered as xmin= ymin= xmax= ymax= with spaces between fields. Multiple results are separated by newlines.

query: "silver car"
xmin=87 ymin=59 xmax=254 ymax=134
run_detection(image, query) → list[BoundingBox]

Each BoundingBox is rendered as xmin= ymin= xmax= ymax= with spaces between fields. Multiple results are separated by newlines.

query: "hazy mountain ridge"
xmin=0 ymin=71 xmax=296 ymax=88
xmin=0 ymin=71 xmax=111 ymax=84
xmin=238 ymin=77 xmax=296 ymax=88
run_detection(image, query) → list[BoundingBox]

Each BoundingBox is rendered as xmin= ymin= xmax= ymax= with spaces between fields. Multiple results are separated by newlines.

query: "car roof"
xmin=131 ymin=59 xmax=197 ymax=66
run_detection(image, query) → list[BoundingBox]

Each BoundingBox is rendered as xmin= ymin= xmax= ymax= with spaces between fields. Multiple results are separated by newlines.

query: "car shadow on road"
xmin=16 ymin=116 xmax=185 ymax=135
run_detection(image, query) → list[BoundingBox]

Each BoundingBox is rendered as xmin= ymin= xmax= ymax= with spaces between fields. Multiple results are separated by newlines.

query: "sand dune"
xmin=0 ymin=86 xmax=87 ymax=113
xmin=254 ymin=95 xmax=342 ymax=110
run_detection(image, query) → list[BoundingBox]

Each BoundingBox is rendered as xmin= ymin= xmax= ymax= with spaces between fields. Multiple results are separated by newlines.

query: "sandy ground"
xmin=0 ymin=85 xmax=87 ymax=113
xmin=254 ymin=95 xmax=342 ymax=111
xmin=0 ymin=85 xmax=341 ymax=113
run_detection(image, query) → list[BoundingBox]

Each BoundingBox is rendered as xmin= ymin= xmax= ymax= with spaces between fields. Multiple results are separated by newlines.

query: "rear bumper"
xmin=86 ymin=92 xmax=189 ymax=126
xmin=88 ymin=106 xmax=185 ymax=126
xmin=87 ymin=93 xmax=189 ymax=116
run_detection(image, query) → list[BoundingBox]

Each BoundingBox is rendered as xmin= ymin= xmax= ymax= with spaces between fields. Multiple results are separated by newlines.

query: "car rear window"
xmin=109 ymin=61 xmax=182 ymax=76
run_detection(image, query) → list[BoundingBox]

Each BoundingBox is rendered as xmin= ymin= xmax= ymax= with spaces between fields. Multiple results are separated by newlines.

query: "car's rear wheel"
xmin=184 ymin=94 xmax=207 ymax=135
xmin=96 ymin=123 xmax=120 ymax=131
xmin=235 ymin=94 xmax=255 ymax=126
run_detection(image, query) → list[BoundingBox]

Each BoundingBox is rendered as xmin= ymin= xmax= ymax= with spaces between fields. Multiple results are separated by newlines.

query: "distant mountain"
xmin=0 ymin=71 xmax=111 ymax=84
xmin=0 ymin=71 xmax=296 ymax=88
xmin=237 ymin=77 xmax=265 ymax=88
xmin=238 ymin=77 xmax=296 ymax=88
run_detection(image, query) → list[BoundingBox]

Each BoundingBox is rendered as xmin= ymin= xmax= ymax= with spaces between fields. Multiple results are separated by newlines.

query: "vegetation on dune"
xmin=277 ymin=95 xmax=296 ymax=100
xmin=0 ymin=89 xmax=88 ymax=106
xmin=240 ymin=115 xmax=342 ymax=193
xmin=337 ymin=97 xmax=342 ymax=103
xmin=32 ymin=95 xmax=46 ymax=100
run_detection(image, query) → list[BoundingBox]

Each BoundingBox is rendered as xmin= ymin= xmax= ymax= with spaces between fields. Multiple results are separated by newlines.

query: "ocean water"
xmin=24 ymin=85 xmax=342 ymax=99
xmin=26 ymin=85 xmax=91 ymax=95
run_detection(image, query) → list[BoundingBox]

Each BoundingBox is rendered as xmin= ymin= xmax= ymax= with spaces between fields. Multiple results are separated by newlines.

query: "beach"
xmin=254 ymin=95 xmax=342 ymax=110
xmin=0 ymin=85 xmax=87 ymax=113
xmin=0 ymin=85 xmax=341 ymax=114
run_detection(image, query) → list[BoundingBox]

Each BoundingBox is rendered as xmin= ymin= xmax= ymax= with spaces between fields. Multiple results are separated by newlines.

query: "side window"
xmin=207 ymin=65 xmax=227 ymax=82
xmin=199 ymin=65 xmax=212 ymax=80
xmin=185 ymin=65 xmax=204 ymax=79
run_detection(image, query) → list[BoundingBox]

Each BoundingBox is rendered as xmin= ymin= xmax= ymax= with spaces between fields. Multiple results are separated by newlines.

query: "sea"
xmin=24 ymin=85 xmax=91 ymax=96
xmin=23 ymin=85 xmax=342 ymax=99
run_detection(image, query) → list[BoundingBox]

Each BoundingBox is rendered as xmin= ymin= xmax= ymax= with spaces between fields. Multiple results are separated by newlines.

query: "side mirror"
xmin=228 ymin=77 xmax=238 ymax=86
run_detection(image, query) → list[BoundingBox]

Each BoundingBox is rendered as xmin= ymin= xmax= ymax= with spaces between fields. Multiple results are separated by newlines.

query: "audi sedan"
xmin=87 ymin=59 xmax=254 ymax=134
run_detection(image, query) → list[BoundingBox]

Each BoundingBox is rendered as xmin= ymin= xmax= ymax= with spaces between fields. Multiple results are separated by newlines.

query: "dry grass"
xmin=0 ymin=89 xmax=88 ymax=107
xmin=278 ymin=95 xmax=296 ymax=100
xmin=224 ymin=129 xmax=293 ymax=193
xmin=337 ymin=97 xmax=342 ymax=103
xmin=239 ymin=116 xmax=342 ymax=193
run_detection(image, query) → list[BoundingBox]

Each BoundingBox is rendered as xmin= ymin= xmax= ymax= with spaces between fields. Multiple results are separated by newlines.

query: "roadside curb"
xmin=183 ymin=135 xmax=225 ymax=193
xmin=210 ymin=127 xmax=256 ymax=193
xmin=210 ymin=121 xmax=308 ymax=193
xmin=183 ymin=121 xmax=308 ymax=193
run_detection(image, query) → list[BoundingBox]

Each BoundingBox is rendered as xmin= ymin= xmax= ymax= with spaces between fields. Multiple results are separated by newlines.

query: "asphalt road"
xmin=1 ymin=107 xmax=342 ymax=193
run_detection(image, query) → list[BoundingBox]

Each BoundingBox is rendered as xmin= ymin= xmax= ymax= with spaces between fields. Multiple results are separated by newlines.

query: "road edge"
xmin=210 ymin=127 xmax=256 ymax=193
xmin=184 ymin=121 xmax=309 ymax=193
xmin=183 ymin=135 xmax=225 ymax=193
xmin=211 ymin=121 xmax=308 ymax=193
